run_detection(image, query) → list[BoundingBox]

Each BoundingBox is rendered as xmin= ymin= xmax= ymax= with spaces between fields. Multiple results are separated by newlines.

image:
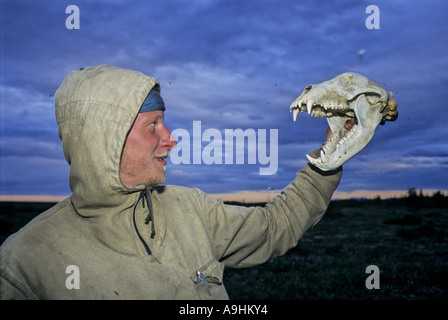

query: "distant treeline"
xmin=401 ymin=188 xmax=448 ymax=208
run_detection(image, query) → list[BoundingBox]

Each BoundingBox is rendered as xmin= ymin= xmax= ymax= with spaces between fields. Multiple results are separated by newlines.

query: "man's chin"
xmin=147 ymin=174 xmax=166 ymax=187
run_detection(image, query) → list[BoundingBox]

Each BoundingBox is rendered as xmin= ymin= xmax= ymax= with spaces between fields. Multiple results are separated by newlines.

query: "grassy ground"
xmin=0 ymin=202 xmax=55 ymax=245
xmin=1 ymin=194 xmax=447 ymax=300
xmin=223 ymin=196 xmax=448 ymax=300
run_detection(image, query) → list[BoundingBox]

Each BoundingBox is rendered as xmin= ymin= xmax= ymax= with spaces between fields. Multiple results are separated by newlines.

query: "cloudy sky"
xmin=1 ymin=0 xmax=447 ymax=200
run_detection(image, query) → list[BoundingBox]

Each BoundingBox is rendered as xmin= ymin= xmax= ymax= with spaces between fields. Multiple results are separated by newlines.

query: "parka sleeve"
xmin=0 ymin=273 xmax=35 ymax=300
xmin=200 ymin=150 xmax=342 ymax=268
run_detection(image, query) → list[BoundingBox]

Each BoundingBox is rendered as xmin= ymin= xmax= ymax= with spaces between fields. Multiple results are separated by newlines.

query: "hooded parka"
xmin=0 ymin=65 xmax=342 ymax=299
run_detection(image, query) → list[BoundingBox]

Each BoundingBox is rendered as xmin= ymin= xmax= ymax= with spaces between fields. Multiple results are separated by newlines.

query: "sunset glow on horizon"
xmin=1 ymin=189 xmax=447 ymax=204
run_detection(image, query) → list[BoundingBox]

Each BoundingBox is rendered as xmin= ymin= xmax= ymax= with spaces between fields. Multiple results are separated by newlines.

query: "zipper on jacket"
xmin=196 ymin=270 xmax=211 ymax=296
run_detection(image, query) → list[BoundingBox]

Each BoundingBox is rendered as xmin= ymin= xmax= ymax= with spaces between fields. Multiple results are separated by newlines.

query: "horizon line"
xmin=0 ymin=189 xmax=446 ymax=203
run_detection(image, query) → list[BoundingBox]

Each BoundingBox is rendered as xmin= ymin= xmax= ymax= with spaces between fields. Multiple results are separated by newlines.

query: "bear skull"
xmin=290 ymin=72 xmax=398 ymax=171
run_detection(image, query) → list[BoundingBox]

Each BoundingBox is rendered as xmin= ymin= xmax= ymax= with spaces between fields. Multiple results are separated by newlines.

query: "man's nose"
xmin=160 ymin=126 xmax=177 ymax=150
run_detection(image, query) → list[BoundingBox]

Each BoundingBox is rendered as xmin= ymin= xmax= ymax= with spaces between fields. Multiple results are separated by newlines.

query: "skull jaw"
xmin=311 ymin=125 xmax=377 ymax=171
xmin=307 ymin=94 xmax=383 ymax=171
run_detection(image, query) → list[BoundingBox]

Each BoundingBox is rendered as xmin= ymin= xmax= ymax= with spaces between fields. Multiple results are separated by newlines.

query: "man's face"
xmin=120 ymin=111 xmax=176 ymax=188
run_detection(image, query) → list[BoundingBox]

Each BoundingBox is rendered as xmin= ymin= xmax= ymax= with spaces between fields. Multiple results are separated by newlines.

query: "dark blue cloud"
xmin=1 ymin=0 xmax=447 ymax=197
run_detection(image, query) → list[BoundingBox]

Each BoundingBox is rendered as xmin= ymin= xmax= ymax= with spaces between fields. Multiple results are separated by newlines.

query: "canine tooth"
xmin=307 ymin=100 xmax=314 ymax=114
xmin=320 ymin=150 xmax=328 ymax=162
xmin=306 ymin=154 xmax=317 ymax=164
xmin=293 ymin=108 xmax=300 ymax=121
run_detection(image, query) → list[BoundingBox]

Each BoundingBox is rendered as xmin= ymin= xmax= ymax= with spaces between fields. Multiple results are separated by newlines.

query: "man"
xmin=0 ymin=65 xmax=342 ymax=299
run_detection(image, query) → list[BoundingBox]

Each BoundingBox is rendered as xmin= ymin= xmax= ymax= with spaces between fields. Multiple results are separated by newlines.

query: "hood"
xmin=55 ymin=65 xmax=163 ymax=255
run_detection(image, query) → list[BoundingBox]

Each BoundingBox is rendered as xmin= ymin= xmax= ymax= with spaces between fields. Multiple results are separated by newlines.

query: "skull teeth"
xmin=293 ymin=108 xmax=300 ymax=122
xmin=290 ymin=100 xmax=351 ymax=120
xmin=306 ymin=124 xmax=359 ymax=165
xmin=307 ymin=100 xmax=314 ymax=114
xmin=320 ymin=149 xmax=329 ymax=162
xmin=336 ymin=124 xmax=358 ymax=148
xmin=306 ymin=154 xmax=320 ymax=164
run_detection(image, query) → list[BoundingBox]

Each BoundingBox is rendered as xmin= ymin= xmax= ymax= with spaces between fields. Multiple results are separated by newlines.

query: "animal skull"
xmin=290 ymin=72 xmax=398 ymax=171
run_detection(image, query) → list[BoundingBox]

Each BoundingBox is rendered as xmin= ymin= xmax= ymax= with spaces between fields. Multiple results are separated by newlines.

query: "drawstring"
xmin=144 ymin=188 xmax=156 ymax=239
xmin=134 ymin=188 xmax=156 ymax=239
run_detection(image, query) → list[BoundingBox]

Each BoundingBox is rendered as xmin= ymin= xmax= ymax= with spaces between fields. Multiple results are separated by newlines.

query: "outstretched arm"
xmin=201 ymin=148 xmax=342 ymax=268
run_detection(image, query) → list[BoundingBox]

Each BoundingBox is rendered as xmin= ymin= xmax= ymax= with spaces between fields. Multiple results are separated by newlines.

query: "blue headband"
xmin=139 ymin=88 xmax=165 ymax=113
